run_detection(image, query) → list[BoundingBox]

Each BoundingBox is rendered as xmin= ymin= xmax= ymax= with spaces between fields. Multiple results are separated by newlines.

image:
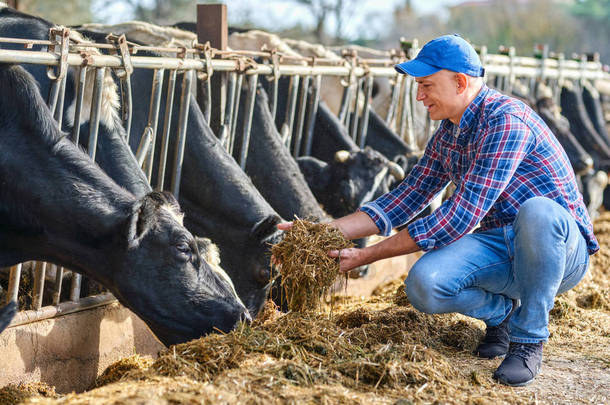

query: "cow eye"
xmin=175 ymin=242 xmax=191 ymax=259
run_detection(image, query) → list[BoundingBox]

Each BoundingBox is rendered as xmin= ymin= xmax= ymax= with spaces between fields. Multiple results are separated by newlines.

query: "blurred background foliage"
xmin=12 ymin=0 xmax=610 ymax=64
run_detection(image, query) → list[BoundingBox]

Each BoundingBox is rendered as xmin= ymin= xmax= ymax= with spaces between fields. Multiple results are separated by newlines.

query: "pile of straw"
xmin=271 ymin=219 xmax=353 ymax=312
xmin=0 ymin=382 xmax=56 ymax=405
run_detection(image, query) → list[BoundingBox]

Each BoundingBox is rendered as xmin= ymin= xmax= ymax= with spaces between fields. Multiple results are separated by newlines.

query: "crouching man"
xmin=279 ymin=34 xmax=598 ymax=386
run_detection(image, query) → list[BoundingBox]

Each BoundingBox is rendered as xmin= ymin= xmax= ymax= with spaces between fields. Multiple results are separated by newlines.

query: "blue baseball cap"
xmin=395 ymin=34 xmax=485 ymax=78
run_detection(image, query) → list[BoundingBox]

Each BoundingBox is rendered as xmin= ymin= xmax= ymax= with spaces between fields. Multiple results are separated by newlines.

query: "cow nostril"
xmin=256 ymin=267 xmax=271 ymax=285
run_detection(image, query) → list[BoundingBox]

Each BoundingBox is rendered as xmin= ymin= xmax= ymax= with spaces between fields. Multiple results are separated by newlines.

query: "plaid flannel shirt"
xmin=361 ymin=85 xmax=599 ymax=254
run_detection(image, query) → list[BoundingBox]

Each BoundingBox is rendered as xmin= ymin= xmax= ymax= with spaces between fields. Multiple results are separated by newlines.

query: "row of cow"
xmin=0 ymin=6 xmax=608 ymax=347
xmin=0 ymin=7 xmax=411 ymax=345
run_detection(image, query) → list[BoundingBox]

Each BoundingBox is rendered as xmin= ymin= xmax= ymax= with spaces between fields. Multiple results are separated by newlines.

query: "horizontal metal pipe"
xmin=4 ymin=48 xmax=602 ymax=81
xmin=7 ymin=293 xmax=117 ymax=329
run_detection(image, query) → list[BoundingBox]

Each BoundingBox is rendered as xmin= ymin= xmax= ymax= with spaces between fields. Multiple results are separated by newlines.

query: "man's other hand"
xmin=328 ymin=248 xmax=365 ymax=273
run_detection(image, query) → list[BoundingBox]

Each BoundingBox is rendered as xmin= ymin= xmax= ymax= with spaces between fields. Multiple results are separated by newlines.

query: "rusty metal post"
xmin=197 ymin=4 xmax=227 ymax=135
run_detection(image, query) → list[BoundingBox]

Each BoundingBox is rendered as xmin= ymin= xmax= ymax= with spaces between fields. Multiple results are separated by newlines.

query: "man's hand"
xmin=328 ymin=247 xmax=367 ymax=273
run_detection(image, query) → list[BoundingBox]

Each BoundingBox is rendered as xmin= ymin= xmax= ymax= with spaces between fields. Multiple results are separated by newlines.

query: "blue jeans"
xmin=405 ymin=197 xmax=590 ymax=343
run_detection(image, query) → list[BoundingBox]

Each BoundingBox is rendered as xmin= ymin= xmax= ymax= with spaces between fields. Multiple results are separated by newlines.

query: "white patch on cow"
xmin=198 ymin=238 xmax=245 ymax=308
xmin=78 ymin=22 xmax=197 ymax=55
xmin=63 ymin=28 xmax=123 ymax=134
xmin=161 ymin=204 xmax=184 ymax=226
xmin=359 ymin=166 xmax=388 ymax=206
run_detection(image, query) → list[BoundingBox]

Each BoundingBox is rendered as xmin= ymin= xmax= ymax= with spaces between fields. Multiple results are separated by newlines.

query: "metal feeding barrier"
xmin=0 ymin=23 xmax=608 ymax=328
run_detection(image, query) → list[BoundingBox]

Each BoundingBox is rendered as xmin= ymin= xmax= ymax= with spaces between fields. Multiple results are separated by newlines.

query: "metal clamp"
xmin=46 ymin=27 xmax=70 ymax=81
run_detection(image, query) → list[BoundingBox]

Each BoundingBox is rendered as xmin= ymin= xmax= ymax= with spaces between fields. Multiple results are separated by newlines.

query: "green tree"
xmin=19 ymin=0 xmax=94 ymax=25
xmin=569 ymin=0 xmax=610 ymax=63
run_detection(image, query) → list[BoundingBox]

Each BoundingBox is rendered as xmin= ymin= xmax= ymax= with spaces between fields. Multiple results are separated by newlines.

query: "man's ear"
xmin=455 ymin=73 xmax=468 ymax=94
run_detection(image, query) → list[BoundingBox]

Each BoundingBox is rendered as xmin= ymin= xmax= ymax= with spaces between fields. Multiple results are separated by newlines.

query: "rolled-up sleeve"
xmin=407 ymin=113 xmax=534 ymax=250
xmin=360 ymin=137 xmax=449 ymax=236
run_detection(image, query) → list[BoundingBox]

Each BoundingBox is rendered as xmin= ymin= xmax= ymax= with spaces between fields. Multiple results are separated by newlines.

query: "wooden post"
xmin=197 ymin=3 xmax=227 ymax=135
xmin=6 ymin=0 xmax=18 ymax=9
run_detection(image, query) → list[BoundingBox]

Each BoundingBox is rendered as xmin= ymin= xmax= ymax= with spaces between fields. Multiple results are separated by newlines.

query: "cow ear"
xmin=250 ymin=214 xmax=282 ymax=241
xmin=126 ymin=195 xmax=157 ymax=247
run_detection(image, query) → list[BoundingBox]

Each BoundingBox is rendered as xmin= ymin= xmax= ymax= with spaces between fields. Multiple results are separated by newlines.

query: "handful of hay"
xmin=271 ymin=219 xmax=353 ymax=312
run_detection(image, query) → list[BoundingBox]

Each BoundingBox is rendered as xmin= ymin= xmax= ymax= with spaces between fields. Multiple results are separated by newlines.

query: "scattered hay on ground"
xmin=0 ymin=382 xmax=56 ymax=405
xmin=271 ymin=219 xmax=353 ymax=312
xmin=94 ymin=354 xmax=154 ymax=388
xmin=11 ymin=211 xmax=610 ymax=404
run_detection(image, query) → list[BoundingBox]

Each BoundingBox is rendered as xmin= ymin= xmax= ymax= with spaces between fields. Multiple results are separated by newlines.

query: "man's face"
xmin=415 ymin=70 xmax=461 ymax=122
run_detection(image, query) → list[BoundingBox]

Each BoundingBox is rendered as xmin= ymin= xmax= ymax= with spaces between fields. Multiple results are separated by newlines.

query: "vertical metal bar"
xmin=386 ymin=74 xmax=403 ymax=126
xmin=197 ymin=3 xmax=227 ymax=134
xmin=407 ymin=76 xmax=417 ymax=149
xmin=281 ymin=75 xmax=300 ymax=148
xmin=229 ymin=73 xmax=244 ymax=156
xmin=269 ymin=74 xmax=279 ymax=121
xmin=350 ymin=78 xmax=362 ymax=142
xmin=398 ymin=74 xmax=409 ymax=140
xmin=338 ymin=82 xmax=352 ymax=125
xmin=136 ymin=127 xmax=153 ymax=167
xmin=292 ymin=75 xmax=310 ymax=158
xmin=6 ymin=264 xmax=22 ymax=305
xmin=70 ymin=271 xmax=81 ymax=302
xmin=122 ymin=75 xmax=133 ymax=143
xmin=71 ymin=66 xmax=87 ymax=144
xmin=356 ymin=75 xmax=374 ymax=149
xmin=302 ymin=74 xmax=321 ymax=156
xmin=87 ymin=67 xmax=105 ymax=161
xmin=54 ymin=76 xmax=67 ymax=128
xmin=52 ymin=265 xmax=64 ymax=306
xmin=219 ymin=72 xmax=237 ymax=151
xmin=32 ymin=261 xmax=46 ymax=311
xmin=170 ymin=70 xmax=193 ymax=199
xmin=144 ymin=69 xmax=165 ymax=181
xmin=203 ymin=72 xmax=212 ymax=124
xmin=157 ymin=69 xmax=178 ymax=191
xmin=238 ymin=74 xmax=258 ymax=170
xmin=47 ymin=78 xmax=61 ymax=114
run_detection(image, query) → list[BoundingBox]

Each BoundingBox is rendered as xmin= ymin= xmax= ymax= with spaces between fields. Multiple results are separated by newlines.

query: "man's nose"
xmin=416 ymin=87 xmax=425 ymax=101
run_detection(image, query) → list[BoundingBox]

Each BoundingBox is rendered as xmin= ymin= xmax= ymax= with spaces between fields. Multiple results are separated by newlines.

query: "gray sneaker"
xmin=493 ymin=342 xmax=543 ymax=386
xmin=474 ymin=299 xmax=518 ymax=359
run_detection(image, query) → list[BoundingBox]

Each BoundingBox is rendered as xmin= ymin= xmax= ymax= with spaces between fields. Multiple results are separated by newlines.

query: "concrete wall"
xmin=0 ymin=302 xmax=164 ymax=393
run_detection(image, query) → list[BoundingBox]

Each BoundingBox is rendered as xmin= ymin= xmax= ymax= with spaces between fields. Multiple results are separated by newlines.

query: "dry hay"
xmin=0 ymin=382 xmax=56 ymax=405
xmin=94 ymin=354 xmax=154 ymax=388
xmin=14 ymin=213 xmax=610 ymax=405
xmin=271 ymin=219 xmax=353 ymax=312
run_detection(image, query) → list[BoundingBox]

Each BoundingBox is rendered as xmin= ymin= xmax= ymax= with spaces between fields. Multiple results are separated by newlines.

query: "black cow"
xmin=0 ymin=64 xmax=249 ymax=344
xmin=582 ymin=82 xmax=610 ymax=148
xmin=112 ymin=54 xmax=283 ymax=318
xmin=561 ymin=81 xmax=610 ymax=169
xmin=235 ymin=83 xmax=327 ymax=222
xmin=536 ymin=96 xmax=607 ymax=218
xmin=0 ymin=301 xmax=17 ymax=334
xmin=0 ymin=7 xmax=151 ymax=199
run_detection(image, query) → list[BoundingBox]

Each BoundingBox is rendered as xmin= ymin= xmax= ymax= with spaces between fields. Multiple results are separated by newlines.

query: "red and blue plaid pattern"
xmin=361 ymin=85 xmax=599 ymax=254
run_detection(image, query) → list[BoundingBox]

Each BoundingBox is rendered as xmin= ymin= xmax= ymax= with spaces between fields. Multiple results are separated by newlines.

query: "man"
xmin=279 ymin=34 xmax=598 ymax=386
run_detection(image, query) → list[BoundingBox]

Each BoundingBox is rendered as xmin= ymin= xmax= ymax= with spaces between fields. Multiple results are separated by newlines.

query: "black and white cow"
xmin=0 ymin=64 xmax=248 ymax=344
xmin=0 ymin=7 xmax=151 ymax=199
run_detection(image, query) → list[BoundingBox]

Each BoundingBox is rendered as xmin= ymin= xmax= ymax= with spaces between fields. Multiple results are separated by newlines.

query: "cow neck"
xmin=0 ymin=65 xmax=135 ymax=281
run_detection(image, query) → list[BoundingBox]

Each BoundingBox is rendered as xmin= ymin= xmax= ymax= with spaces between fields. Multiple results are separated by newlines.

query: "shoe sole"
xmin=494 ymin=376 xmax=534 ymax=387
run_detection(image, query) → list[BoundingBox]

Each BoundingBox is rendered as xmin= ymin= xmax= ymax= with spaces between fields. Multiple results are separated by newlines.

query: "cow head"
xmin=112 ymin=191 xmax=250 ymax=346
xmin=298 ymin=148 xmax=404 ymax=218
